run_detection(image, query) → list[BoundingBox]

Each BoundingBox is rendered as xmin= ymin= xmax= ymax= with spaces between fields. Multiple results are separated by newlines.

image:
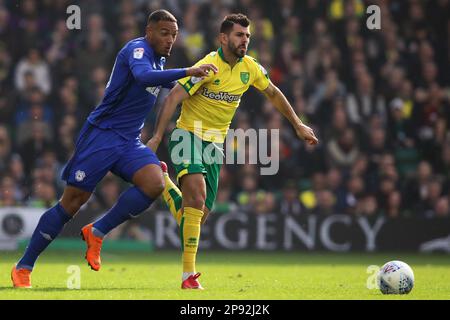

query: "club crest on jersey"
xmin=240 ymin=72 xmax=250 ymax=84
xmin=133 ymin=47 xmax=144 ymax=59
xmin=75 ymin=170 xmax=86 ymax=182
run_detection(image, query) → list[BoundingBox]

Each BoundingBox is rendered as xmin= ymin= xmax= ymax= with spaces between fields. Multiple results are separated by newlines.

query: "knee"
xmin=139 ymin=179 xmax=165 ymax=199
xmin=184 ymin=193 xmax=206 ymax=210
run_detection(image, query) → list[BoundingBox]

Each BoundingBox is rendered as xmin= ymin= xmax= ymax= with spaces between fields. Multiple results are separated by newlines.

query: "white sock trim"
xmin=182 ymin=272 xmax=195 ymax=281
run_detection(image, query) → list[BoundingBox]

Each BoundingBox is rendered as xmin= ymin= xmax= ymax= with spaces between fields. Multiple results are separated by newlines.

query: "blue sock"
xmin=93 ymin=187 xmax=154 ymax=237
xmin=17 ymin=203 xmax=72 ymax=271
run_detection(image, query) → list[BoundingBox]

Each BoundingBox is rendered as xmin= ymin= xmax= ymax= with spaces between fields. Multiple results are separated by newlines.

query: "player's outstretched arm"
xmin=147 ymin=83 xmax=189 ymax=152
xmin=131 ymin=63 xmax=218 ymax=88
xmin=262 ymin=81 xmax=319 ymax=145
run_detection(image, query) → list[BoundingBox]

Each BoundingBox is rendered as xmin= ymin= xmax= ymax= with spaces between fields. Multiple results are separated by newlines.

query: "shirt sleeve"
xmin=127 ymin=44 xmax=187 ymax=87
xmin=251 ymin=59 xmax=270 ymax=91
xmin=177 ymin=55 xmax=214 ymax=96
xmin=162 ymin=81 xmax=176 ymax=89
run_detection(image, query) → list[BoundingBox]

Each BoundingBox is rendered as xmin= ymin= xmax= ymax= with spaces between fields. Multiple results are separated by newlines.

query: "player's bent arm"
xmin=262 ymin=81 xmax=319 ymax=145
xmin=147 ymin=84 xmax=190 ymax=152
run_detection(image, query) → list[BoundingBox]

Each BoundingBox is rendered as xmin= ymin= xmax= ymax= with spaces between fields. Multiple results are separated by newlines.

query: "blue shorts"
xmin=61 ymin=122 xmax=159 ymax=192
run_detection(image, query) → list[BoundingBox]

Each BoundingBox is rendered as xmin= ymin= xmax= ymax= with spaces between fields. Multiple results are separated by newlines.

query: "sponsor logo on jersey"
xmin=146 ymin=86 xmax=161 ymax=97
xmin=201 ymin=88 xmax=241 ymax=103
xmin=133 ymin=47 xmax=144 ymax=59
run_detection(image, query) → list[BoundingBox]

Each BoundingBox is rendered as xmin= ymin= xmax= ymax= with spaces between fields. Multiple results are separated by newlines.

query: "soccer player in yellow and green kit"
xmin=147 ymin=13 xmax=318 ymax=289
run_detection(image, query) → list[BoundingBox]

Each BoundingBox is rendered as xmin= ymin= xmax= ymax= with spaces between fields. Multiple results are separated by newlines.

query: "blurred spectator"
xmin=296 ymin=141 xmax=327 ymax=179
xmin=27 ymin=180 xmax=57 ymax=208
xmin=0 ymin=43 xmax=11 ymax=85
xmin=355 ymin=194 xmax=378 ymax=217
xmin=310 ymin=69 xmax=346 ymax=116
xmin=365 ymin=127 xmax=390 ymax=168
xmin=18 ymin=121 xmax=54 ymax=175
xmin=46 ymin=19 xmax=74 ymax=66
xmin=416 ymin=177 xmax=444 ymax=218
xmin=55 ymin=114 xmax=78 ymax=162
xmin=434 ymin=197 xmax=450 ymax=218
xmin=84 ymin=66 xmax=109 ymax=107
xmin=14 ymin=48 xmax=51 ymax=95
xmin=75 ymin=14 xmax=115 ymax=81
xmin=436 ymin=142 xmax=450 ymax=180
xmin=326 ymin=128 xmax=360 ymax=171
xmin=385 ymin=190 xmax=403 ymax=218
xmin=326 ymin=168 xmax=346 ymax=212
xmin=403 ymin=160 xmax=433 ymax=211
xmin=322 ymin=100 xmax=351 ymax=141
xmin=94 ymin=173 xmax=122 ymax=211
xmin=0 ymin=6 xmax=15 ymax=52
xmin=278 ymin=180 xmax=303 ymax=215
xmin=313 ymin=189 xmax=336 ymax=215
xmin=343 ymin=174 xmax=365 ymax=214
xmin=236 ymin=173 xmax=259 ymax=213
xmin=0 ymin=87 xmax=14 ymax=125
xmin=254 ymin=190 xmax=276 ymax=214
xmin=180 ymin=4 xmax=206 ymax=64
xmin=15 ymin=88 xmax=54 ymax=145
xmin=0 ymin=175 xmax=22 ymax=206
xmin=214 ymin=186 xmax=238 ymax=214
xmin=0 ymin=124 xmax=11 ymax=172
xmin=8 ymin=153 xmax=27 ymax=193
xmin=347 ymin=73 xmax=386 ymax=126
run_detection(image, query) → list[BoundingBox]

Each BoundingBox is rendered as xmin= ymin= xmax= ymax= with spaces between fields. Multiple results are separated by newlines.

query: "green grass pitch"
xmin=1 ymin=250 xmax=449 ymax=299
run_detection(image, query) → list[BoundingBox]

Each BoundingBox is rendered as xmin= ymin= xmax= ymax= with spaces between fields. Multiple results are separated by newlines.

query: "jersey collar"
xmin=218 ymin=47 xmax=243 ymax=64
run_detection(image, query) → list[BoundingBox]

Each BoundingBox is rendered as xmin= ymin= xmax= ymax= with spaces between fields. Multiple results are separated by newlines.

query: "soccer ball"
xmin=377 ymin=261 xmax=414 ymax=294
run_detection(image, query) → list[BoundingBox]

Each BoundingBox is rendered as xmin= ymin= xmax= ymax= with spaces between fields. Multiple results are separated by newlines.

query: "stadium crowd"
xmin=0 ymin=0 xmax=450 ymax=221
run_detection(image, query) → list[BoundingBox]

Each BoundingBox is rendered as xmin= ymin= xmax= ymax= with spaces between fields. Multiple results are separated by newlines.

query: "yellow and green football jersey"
xmin=177 ymin=47 xmax=270 ymax=143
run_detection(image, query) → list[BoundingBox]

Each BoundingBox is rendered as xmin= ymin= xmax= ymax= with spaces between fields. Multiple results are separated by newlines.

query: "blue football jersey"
xmin=87 ymin=37 xmax=185 ymax=140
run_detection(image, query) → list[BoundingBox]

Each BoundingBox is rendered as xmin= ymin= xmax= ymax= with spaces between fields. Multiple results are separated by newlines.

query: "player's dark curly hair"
xmin=220 ymin=13 xmax=250 ymax=34
xmin=147 ymin=9 xmax=177 ymax=25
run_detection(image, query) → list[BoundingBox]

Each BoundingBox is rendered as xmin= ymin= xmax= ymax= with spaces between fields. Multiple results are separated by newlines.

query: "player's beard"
xmin=228 ymin=41 xmax=246 ymax=58
xmin=160 ymin=47 xmax=172 ymax=57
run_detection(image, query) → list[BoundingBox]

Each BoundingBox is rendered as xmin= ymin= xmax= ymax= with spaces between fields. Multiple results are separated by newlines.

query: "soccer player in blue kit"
xmin=11 ymin=10 xmax=217 ymax=288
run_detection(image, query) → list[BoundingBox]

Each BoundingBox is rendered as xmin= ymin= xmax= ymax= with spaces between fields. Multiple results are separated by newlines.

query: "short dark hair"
xmin=220 ymin=13 xmax=250 ymax=34
xmin=147 ymin=9 xmax=177 ymax=25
